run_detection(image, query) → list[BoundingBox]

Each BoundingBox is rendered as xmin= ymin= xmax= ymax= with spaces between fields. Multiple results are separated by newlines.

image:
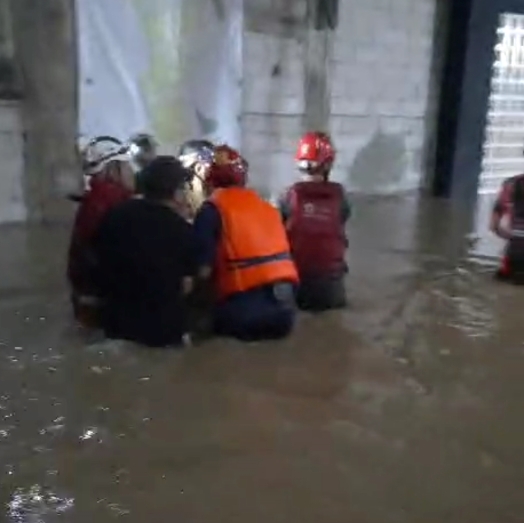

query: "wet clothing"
xmin=279 ymin=182 xmax=351 ymax=225
xmin=93 ymin=198 xmax=197 ymax=347
xmin=193 ymin=191 xmax=297 ymax=341
xmin=214 ymin=283 xmax=296 ymax=341
xmin=67 ymin=178 xmax=133 ymax=325
xmin=493 ymin=174 xmax=524 ymax=281
xmin=279 ymin=181 xmax=349 ymax=311
xmin=294 ymin=275 xmax=347 ymax=311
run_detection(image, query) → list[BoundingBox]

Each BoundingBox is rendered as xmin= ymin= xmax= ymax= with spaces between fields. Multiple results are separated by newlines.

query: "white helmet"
xmin=83 ymin=136 xmax=131 ymax=176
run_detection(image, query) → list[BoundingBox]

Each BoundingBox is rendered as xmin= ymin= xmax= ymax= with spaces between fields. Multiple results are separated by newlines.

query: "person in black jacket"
xmin=93 ymin=156 xmax=196 ymax=347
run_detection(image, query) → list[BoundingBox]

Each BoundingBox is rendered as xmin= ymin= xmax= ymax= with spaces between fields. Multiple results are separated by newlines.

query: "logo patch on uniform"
xmin=303 ymin=202 xmax=315 ymax=215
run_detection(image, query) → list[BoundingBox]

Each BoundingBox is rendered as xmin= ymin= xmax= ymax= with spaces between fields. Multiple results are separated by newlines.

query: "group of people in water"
xmin=67 ymin=131 xmax=351 ymax=347
xmin=66 ymin=128 xmax=524 ymax=347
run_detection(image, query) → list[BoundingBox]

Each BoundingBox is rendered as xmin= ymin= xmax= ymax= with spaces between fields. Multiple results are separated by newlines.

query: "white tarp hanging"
xmin=76 ymin=0 xmax=243 ymax=152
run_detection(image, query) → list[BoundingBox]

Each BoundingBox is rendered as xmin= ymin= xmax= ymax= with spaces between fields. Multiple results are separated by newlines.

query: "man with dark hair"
xmin=93 ymin=156 xmax=196 ymax=347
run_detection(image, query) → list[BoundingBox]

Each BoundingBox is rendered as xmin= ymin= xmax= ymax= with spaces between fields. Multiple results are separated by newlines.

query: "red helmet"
xmin=295 ymin=131 xmax=335 ymax=172
xmin=205 ymin=144 xmax=248 ymax=189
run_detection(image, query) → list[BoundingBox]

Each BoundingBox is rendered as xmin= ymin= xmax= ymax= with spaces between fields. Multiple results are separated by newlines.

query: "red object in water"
xmin=285 ymin=181 xmax=346 ymax=278
xmin=500 ymin=255 xmax=510 ymax=277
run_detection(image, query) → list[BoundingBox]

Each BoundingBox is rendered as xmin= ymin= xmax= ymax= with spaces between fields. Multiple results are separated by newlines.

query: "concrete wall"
xmin=242 ymin=0 xmax=441 ymax=197
xmin=0 ymin=0 xmax=443 ymax=223
xmin=242 ymin=30 xmax=305 ymax=198
xmin=9 ymin=0 xmax=78 ymax=223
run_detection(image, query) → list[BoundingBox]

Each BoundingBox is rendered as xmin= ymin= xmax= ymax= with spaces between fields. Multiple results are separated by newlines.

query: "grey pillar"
xmin=0 ymin=0 xmax=19 ymax=98
xmin=302 ymin=0 xmax=334 ymax=133
xmin=9 ymin=0 xmax=79 ymax=222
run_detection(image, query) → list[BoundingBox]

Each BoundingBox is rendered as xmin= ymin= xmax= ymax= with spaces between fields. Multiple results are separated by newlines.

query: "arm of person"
xmin=193 ymin=201 xmax=222 ymax=279
xmin=89 ymin=209 xmax=113 ymax=296
xmin=189 ymin=202 xmax=222 ymax=311
xmin=490 ymin=182 xmax=511 ymax=240
xmin=277 ymin=190 xmax=291 ymax=224
xmin=340 ymin=190 xmax=351 ymax=224
xmin=180 ymin=220 xmax=198 ymax=295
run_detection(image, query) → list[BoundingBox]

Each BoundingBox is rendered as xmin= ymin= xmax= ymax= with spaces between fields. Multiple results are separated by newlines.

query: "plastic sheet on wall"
xmin=75 ymin=0 xmax=243 ymax=152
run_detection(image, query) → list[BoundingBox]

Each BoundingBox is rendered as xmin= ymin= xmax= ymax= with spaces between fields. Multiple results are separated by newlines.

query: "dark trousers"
xmin=296 ymin=275 xmax=347 ymax=312
xmin=100 ymin=299 xmax=187 ymax=348
xmin=214 ymin=284 xmax=296 ymax=342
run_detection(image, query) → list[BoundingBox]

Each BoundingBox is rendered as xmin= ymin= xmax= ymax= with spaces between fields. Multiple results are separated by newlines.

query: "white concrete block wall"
xmin=241 ymin=31 xmax=304 ymax=198
xmin=330 ymin=0 xmax=437 ymax=192
xmin=242 ymin=0 xmax=439 ymax=195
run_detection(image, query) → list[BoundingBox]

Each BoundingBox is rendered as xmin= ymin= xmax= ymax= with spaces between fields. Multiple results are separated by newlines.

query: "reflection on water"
xmin=8 ymin=485 xmax=74 ymax=522
xmin=1 ymin=195 xmax=524 ymax=522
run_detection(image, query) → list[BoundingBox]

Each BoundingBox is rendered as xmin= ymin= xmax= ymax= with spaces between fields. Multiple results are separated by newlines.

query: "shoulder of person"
xmin=194 ymin=200 xmax=218 ymax=219
xmin=497 ymin=176 xmax=520 ymax=201
xmin=503 ymin=174 xmax=524 ymax=188
xmin=279 ymin=184 xmax=298 ymax=202
xmin=109 ymin=197 xmax=141 ymax=215
xmin=193 ymin=200 xmax=222 ymax=236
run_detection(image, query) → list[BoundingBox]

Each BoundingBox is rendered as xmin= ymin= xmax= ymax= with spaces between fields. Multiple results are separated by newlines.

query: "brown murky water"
xmin=1 ymin=194 xmax=524 ymax=522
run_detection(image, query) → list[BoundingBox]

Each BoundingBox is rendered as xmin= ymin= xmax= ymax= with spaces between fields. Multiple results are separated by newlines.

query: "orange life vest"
xmin=211 ymin=187 xmax=299 ymax=300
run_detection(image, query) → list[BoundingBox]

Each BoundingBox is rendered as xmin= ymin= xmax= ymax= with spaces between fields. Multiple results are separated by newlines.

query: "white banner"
xmin=76 ymin=0 xmax=243 ymax=152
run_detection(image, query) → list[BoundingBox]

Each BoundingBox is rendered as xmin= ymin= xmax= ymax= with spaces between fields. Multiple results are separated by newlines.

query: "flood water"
xmin=1 ymin=193 xmax=524 ymax=522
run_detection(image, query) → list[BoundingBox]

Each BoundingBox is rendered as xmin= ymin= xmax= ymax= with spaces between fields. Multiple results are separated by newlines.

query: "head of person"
xmin=178 ymin=139 xmax=215 ymax=183
xmin=140 ymin=155 xmax=191 ymax=210
xmin=83 ymin=136 xmax=135 ymax=191
xmin=176 ymin=140 xmax=214 ymax=213
xmin=203 ymin=144 xmax=248 ymax=195
xmin=295 ymin=131 xmax=335 ymax=182
xmin=129 ymin=133 xmax=158 ymax=169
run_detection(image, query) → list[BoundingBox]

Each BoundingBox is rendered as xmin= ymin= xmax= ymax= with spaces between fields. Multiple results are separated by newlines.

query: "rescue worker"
xmin=193 ymin=144 xmax=299 ymax=341
xmin=178 ymin=139 xmax=215 ymax=220
xmin=68 ymin=136 xmax=126 ymax=203
xmin=280 ymin=131 xmax=350 ymax=311
xmin=93 ymin=156 xmax=196 ymax=347
xmin=490 ymin=169 xmax=524 ymax=283
xmin=67 ymin=137 xmax=135 ymax=328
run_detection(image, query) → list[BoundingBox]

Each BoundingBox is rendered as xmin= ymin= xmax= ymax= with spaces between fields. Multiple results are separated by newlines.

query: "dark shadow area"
xmin=195 ymin=108 xmax=218 ymax=137
xmin=0 ymin=55 xmax=21 ymax=99
xmin=420 ymin=0 xmax=452 ymax=193
xmin=347 ymin=131 xmax=407 ymax=192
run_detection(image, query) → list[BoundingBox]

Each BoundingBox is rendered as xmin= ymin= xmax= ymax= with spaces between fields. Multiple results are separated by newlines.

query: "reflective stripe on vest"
xmin=225 ymin=251 xmax=292 ymax=270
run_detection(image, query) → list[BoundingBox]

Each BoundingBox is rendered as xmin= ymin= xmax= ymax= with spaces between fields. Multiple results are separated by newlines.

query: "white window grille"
xmin=480 ymin=13 xmax=524 ymax=194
